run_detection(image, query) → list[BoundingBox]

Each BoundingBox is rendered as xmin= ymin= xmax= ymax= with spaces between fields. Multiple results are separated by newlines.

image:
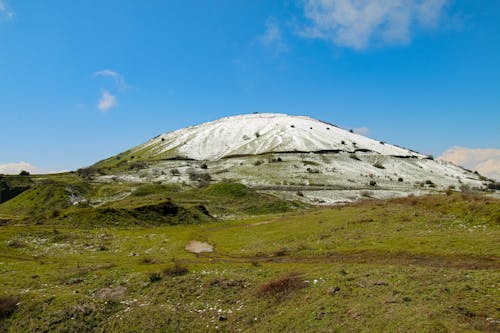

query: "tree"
xmin=19 ymin=170 xmax=30 ymax=176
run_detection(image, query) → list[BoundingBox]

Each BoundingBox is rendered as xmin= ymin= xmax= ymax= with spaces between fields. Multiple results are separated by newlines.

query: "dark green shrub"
xmin=0 ymin=296 xmax=18 ymax=318
xmin=162 ymin=264 xmax=189 ymax=277
xmin=149 ymin=272 xmax=162 ymax=282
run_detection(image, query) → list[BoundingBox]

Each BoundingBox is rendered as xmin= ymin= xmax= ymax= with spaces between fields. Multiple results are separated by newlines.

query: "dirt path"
xmin=187 ymin=251 xmax=500 ymax=270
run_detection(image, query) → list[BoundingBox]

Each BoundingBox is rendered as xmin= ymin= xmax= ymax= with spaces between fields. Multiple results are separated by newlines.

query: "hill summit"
xmin=127 ymin=113 xmax=424 ymax=160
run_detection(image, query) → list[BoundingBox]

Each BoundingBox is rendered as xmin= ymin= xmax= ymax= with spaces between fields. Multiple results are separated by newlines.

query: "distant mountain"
xmin=92 ymin=113 xmax=490 ymax=204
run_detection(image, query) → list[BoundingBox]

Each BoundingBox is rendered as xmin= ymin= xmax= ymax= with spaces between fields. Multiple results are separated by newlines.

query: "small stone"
xmin=327 ymin=286 xmax=341 ymax=295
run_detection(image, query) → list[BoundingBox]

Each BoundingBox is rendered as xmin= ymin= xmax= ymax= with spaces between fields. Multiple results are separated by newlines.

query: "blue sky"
xmin=0 ymin=0 xmax=499 ymax=174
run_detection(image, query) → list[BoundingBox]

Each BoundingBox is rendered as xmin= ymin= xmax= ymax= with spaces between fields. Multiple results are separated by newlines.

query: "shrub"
xmin=257 ymin=272 xmax=306 ymax=296
xmin=268 ymin=157 xmax=282 ymax=163
xmin=253 ymin=160 xmax=264 ymax=166
xmin=341 ymin=140 xmax=346 ymax=145
xmin=163 ymin=264 xmax=189 ymax=277
xmin=273 ymin=248 xmax=289 ymax=257
xmin=6 ymin=239 xmax=23 ymax=248
xmin=425 ymin=180 xmax=436 ymax=187
xmin=169 ymin=168 xmax=180 ymax=176
xmin=369 ymin=180 xmax=377 ymax=186
xmin=200 ymin=163 xmax=208 ymax=169
xmin=19 ymin=170 xmax=30 ymax=176
xmin=255 ymin=132 xmax=260 ymax=138
xmin=0 ymin=296 xmax=18 ymax=318
xmin=188 ymin=172 xmax=211 ymax=182
xmin=128 ymin=162 xmax=147 ymax=170
xmin=306 ymin=168 xmax=320 ymax=174
xmin=141 ymin=257 xmax=157 ymax=264
xmin=373 ymin=162 xmax=385 ymax=169
xmin=397 ymin=177 xmax=404 ymax=182
xmin=148 ymin=272 xmax=163 ymax=282
xmin=77 ymin=167 xmax=94 ymax=179
xmin=487 ymin=182 xmax=500 ymax=190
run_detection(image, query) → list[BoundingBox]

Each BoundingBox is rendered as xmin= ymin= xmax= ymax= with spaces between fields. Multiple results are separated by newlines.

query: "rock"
xmin=327 ymin=286 xmax=341 ymax=295
xmin=185 ymin=240 xmax=214 ymax=254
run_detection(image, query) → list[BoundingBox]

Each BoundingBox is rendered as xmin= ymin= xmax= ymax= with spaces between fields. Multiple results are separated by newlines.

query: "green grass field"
xmin=1 ymin=191 xmax=499 ymax=332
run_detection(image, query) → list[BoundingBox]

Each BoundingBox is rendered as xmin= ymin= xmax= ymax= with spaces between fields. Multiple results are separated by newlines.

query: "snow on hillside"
xmin=135 ymin=113 xmax=425 ymax=160
xmin=94 ymin=113 xmax=491 ymax=205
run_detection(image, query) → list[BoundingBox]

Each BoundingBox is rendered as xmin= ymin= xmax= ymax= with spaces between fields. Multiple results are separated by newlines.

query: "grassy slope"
xmin=0 ymin=177 xmax=304 ymax=226
xmin=0 ymin=193 xmax=498 ymax=332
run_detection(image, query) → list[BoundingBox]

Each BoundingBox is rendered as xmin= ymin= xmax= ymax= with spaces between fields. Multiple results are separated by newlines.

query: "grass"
xmin=0 ymin=177 xmax=304 ymax=226
xmin=0 ymin=193 xmax=498 ymax=332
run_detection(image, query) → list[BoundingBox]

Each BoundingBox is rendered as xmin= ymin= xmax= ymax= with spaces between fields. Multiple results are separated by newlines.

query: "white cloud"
xmin=259 ymin=18 xmax=289 ymax=55
xmin=353 ymin=127 xmax=369 ymax=136
xmin=98 ymin=90 xmax=117 ymax=112
xmin=0 ymin=162 xmax=44 ymax=175
xmin=300 ymin=0 xmax=448 ymax=50
xmin=93 ymin=70 xmax=128 ymax=91
xmin=0 ymin=0 xmax=14 ymax=19
xmin=438 ymin=147 xmax=500 ymax=181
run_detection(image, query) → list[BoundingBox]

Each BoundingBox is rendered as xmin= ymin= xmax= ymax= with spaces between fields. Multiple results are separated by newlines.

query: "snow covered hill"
xmin=132 ymin=113 xmax=425 ymax=160
xmin=93 ymin=113 xmax=492 ymax=205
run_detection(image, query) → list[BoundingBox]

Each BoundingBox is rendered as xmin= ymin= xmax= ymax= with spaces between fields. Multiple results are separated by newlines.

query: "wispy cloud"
xmin=299 ymin=0 xmax=449 ymax=50
xmin=438 ymin=147 xmax=500 ymax=181
xmin=97 ymin=90 xmax=117 ymax=112
xmin=353 ymin=127 xmax=370 ymax=136
xmin=93 ymin=69 xmax=128 ymax=91
xmin=0 ymin=0 xmax=15 ymax=19
xmin=258 ymin=18 xmax=289 ymax=55
xmin=0 ymin=162 xmax=44 ymax=175
xmin=92 ymin=69 xmax=128 ymax=112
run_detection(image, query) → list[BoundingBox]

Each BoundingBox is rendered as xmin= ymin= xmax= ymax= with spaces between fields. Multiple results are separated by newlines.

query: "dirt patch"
xmin=185 ymin=240 xmax=214 ymax=254
xmin=96 ymin=286 xmax=127 ymax=301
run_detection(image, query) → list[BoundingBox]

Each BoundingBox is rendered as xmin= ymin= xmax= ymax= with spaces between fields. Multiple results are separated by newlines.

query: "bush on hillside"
xmin=162 ymin=264 xmax=189 ymax=277
xmin=0 ymin=296 xmax=18 ymax=318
